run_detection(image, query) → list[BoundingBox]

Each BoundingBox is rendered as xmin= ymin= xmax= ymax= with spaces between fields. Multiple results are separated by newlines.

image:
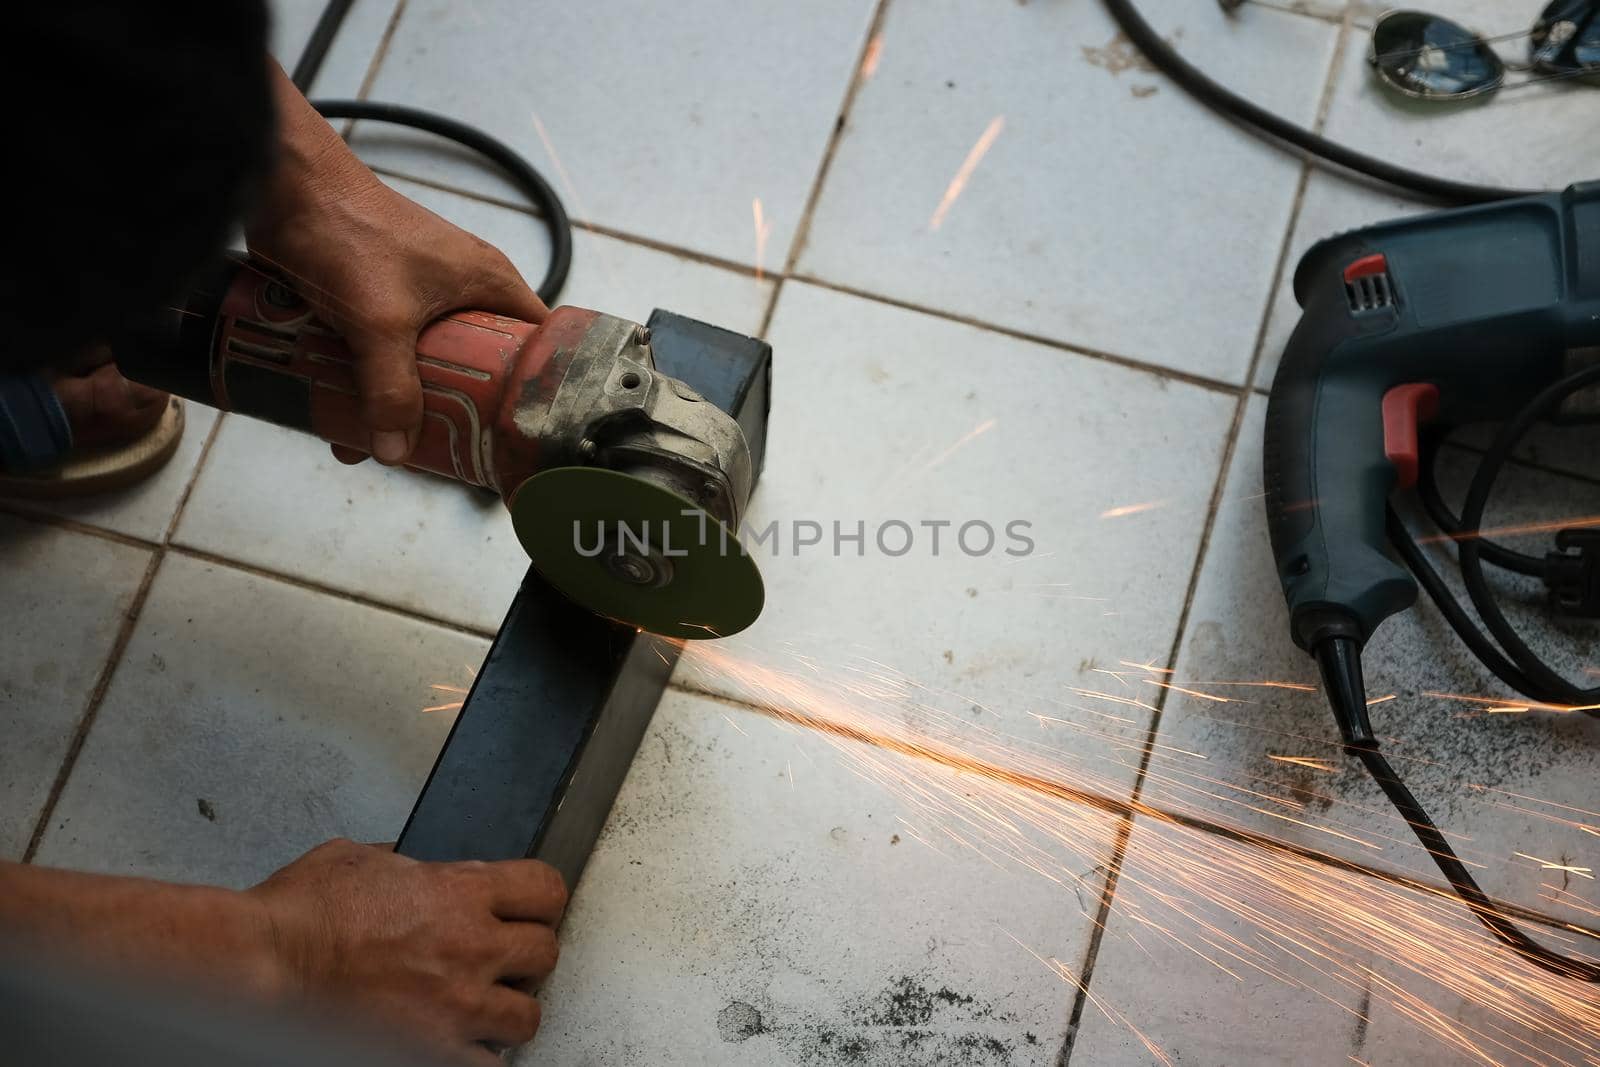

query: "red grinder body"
xmin=120 ymin=253 xmax=600 ymax=497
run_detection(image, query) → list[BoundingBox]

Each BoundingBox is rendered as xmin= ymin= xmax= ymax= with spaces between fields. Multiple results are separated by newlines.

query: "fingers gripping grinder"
xmin=120 ymin=255 xmax=764 ymax=640
xmin=1265 ymin=182 xmax=1600 ymax=745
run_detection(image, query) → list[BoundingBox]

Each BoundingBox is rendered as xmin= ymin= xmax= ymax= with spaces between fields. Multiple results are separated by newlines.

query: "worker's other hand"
xmin=249 ymin=839 xmax=565 ymax=1065
xmin=246 ymin=64 xmax=547 ymax=467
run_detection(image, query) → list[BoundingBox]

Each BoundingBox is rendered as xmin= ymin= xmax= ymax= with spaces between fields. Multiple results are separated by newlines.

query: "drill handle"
xmin=1264 ymin=280 xmax=1418 ymax=650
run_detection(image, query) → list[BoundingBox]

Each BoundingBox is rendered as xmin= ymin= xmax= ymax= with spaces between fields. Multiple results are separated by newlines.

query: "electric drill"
xmin=1265 ymin=180 xmax=1600 ymax=745
xmin=1265 ymin=182 xmax=1600 ymax=978
xmin=117 ymin=253 xmax=765 ymax=640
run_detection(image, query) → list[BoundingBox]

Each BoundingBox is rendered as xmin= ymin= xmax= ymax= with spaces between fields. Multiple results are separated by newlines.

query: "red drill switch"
xmin=1381 ymin=383 xmax=1440 ymax=489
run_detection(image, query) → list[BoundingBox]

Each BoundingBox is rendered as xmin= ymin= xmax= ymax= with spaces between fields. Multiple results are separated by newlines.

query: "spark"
xmin=430 ymin=684 xmax=468 ymax=694
xmin=787 ymin=760 xmax=795 ymax=789
xmin=421 ymin=701 xmax=463 ymax=714
xmin=671 ymin=643 xmax=1600 ymax=1062
xmin=1366 ymin=694 xmax=1398 ymax=707
xmin=1513 ymin=853 xmax=1595 ymax=880
xmin=721 ymin=714 xmax=749 ymax=737
xmin=1420 ymin=514 xmax=1600 ymax=545
xmin=928 ymin=115 xmax=1005 ymax=230
xmin=1144 ymin=679 xmax=1232 ymax=704
xmin=751 ymin=197 xmax=773 ymax=282
xmin=1267 ymin=754 xmax=1339 ymax=773
xmin=1175 ymin=679 xmax=1319 ymax=693
xmin=1100 ymin=499 xmax=1169 ymax=520
xmin=1424 ymin=691 xmax=1600 ymax=714
xmin=920 ymin=418 xmax=997 ymax=472
xmin=1120 ymin=660 xmax=1173 ymax=674
xmin=860 ymin=33 xmax=884 ymax=79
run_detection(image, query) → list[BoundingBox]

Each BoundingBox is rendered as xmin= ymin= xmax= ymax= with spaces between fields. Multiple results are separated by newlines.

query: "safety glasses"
xmin=1369 ymin=2 xmax=1600 ymax=101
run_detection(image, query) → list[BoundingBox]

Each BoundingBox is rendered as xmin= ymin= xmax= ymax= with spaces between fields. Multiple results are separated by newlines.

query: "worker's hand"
xmin=249 ymin=839 xmax=565 ymax=1065
xmin=245 ymin=63 xmax=546 ymax=467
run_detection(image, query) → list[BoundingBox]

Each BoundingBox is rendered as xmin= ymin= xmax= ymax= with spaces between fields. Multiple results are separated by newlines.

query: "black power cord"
xmin=290 ymin=0 xmax=571 ymax=305
xmin=1377 ymin=365 xmax=1600 ymax=981
xmin=1100 ymin=0 xmax=1600 ymax=977
xmin=1101 ymin=0 xmax=1544 ymax=205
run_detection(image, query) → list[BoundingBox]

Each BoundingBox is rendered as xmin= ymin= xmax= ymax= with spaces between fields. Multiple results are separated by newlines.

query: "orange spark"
xmin=928 ymin=115 xmax=1005 ymax=230
xmin=1419 ymin=514 xmax=1600 ymax=545
xmin=860 ymin=34 xmax=884 ymax=79
xmin=1144 ymin=679 xmax=1232 ymax=704
xmin=421 ymin=701 xmax=463 ymax=714
xmin=1366 ymin=694 xmax=1397 ymax=706
xmin=1424 ymin=691 xmax=1600 ymax=714
xmin=430 ymin=684 xmax=468 ymax=694
xmin=1100 ymin=499 xmax=1169 ymax=520
xmin=1267 ymin=754 xmax=1339 ymax=773
xmin=920 ymin=418 xmax=998 ymax=472
xmin=751 ymin=197 xmax=773 ymax=282
xmin=1512 ymin=852 xmax=1595 ymax=880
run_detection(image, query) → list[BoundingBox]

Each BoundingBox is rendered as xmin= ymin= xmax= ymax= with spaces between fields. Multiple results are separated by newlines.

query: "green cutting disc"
xmin=509 ymin=466 xmax=764 ymax=640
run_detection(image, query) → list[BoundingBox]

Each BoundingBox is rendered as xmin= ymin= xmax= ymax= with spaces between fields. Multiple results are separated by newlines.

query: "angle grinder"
xmin=117 ymin=253 xmax=764 ymax=640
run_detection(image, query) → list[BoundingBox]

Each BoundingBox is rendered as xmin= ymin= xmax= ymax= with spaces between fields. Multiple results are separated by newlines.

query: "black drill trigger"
xmin=1546 ymin=529 xmax=1600 ymax=618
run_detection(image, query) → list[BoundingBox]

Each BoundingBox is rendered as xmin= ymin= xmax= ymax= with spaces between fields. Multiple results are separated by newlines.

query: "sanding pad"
xmin=509 ymin=466 xmax=763 ymax=640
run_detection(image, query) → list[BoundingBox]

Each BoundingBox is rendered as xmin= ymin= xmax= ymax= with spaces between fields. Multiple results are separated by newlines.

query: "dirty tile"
xmin=1148 ymin=398 xmax=1600 ymax=928
xmin=677 ymin=281 xmax=1236 ymax=806
xmin=0 ymin=516 xmax=149 ymax=859
xmin=796 ymin=0 xmax=1337 ymax=385
xmin=2 ymin=402 xmax=218 ymax=545
xmin=173 ymin=176 xmax=771 ymax=634
xmin=1258 ymin=0 xmax=1596 ymax=386
xmin=269 ymin=0 xmax=400 ymax=96
xmin=529 ymin=688 xmax=1112 ymax=1065
xmin=33 ymin=552 xmax=484 ymax=888
xmin=348 ymin=0 xmax=877 ymax=268
xmin=1069 ymin=815 xmax=1597 ymax=1066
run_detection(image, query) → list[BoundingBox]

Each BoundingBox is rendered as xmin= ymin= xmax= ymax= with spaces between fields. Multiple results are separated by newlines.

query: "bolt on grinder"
xmin=117 ymin=254 xmax=764 ymax=641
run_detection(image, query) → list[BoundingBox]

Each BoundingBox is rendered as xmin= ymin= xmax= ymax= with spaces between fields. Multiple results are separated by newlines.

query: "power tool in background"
xmin=117 ymin=254 xmax=765 ymax=643
xmin=1265 ymin=181 xmax=1600 ymax=979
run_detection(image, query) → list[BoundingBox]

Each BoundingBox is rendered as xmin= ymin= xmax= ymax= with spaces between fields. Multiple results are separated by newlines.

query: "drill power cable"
xmin=1104 ymin=0 xmax=1597 ymax=978
xmin=1381 ymin=380 xmax=1600 ymax=980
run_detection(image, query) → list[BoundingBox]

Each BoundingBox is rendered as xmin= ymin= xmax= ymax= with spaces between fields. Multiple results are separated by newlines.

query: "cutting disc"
xmin=509 ymin=466 xmax=764 ymax=640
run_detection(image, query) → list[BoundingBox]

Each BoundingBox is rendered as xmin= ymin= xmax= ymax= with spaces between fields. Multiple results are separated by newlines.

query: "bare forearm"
xmin=249 ymin=61 xmax=381 ymax=241
xmin=0 ymin=861 xmax=283 ymax=997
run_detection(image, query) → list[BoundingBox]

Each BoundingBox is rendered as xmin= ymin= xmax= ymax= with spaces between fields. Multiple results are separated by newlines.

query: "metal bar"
xmin=396 ymin=309 xmax=771 ymax=891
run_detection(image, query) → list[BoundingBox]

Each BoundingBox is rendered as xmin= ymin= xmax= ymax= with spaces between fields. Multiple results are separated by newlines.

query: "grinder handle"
xmin=118 ymin=255 xmax=543 ymax=490
xmin=1263 ymin=269 xmax=1417 ymax=651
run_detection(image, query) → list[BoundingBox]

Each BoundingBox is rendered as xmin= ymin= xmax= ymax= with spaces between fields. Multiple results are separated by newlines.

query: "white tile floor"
xmin=3 ymin=0 xmax=1597 ymax=1063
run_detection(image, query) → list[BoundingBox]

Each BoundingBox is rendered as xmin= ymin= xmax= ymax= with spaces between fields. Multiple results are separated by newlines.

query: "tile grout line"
xmin=330 ymin=0 xmax=410 ymax=140
xmin=354 ymin=0 xmax=410 ymax=102
xmin=759 ymin=0 xmax=890 ymax=339
xmin=789 ymin=273 xmax=1242 ymax=395
xmin=374 ymin=142 xmax=1253 ymax=395
xmin=21 ymin=549 xmax=166 ymax=863
xmin=20 ymin=407 xmax=229 ymax=862
xmin=363 ymin=153 xmax=1250 ymax=395
xmin=164 ymin=544 xmax=498 ymax=640
xmin=161 ymin=410 xmax=227 ymax=545
xmin=663 ymin=680 xmax=1599 ymax=938
xmin=1056 ymin=11 xmax=1357 ymax=1059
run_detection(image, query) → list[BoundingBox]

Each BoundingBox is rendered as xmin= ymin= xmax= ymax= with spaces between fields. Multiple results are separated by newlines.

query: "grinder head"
xmin=506 ymin=314 xmax=763 ymax=639
xmin=510 ymin=466 xmax=763 ymax=640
